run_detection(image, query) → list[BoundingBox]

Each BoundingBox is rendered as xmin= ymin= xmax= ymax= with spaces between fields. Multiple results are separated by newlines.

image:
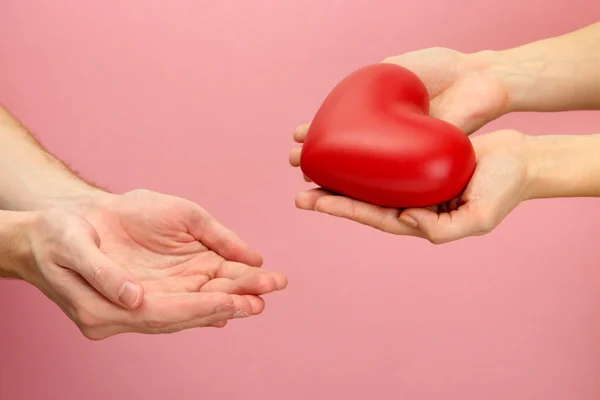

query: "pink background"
xmin=1 ymin=1 xmax=600 ymax=399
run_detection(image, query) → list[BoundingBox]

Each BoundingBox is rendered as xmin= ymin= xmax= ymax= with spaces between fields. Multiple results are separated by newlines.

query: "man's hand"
xmin=0 ymin=106 xmax=287 ymax=339
xmin=11 ymin=189 xmax=287 ymax=340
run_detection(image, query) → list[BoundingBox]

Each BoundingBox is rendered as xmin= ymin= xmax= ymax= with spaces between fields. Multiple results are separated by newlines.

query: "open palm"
xmin=47 ymin=189 xmax=286 ymax=338
xmin=290 ymin=130 xmax=531 ymax=244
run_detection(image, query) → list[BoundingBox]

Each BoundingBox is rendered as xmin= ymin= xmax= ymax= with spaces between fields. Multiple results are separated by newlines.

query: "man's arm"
xmin=477 ymin=21 xmax=600 ymax=113
xmin=0 ymin=106 xmax=105 ymax=211
xmin=525 ymin=133 xmax=600 ymax=200
xmin=0 ymin=210 xmax=34 ymax=279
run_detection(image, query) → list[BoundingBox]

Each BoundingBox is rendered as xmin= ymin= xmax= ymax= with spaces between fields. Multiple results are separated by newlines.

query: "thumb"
xmin=430 ymin=93 xmax=495 ymax=135
xmin=57 ymin=234 xmax=144 ymax=310
xmin=183 ymin=202 xmax=263 ymax=267
xmin=400 ymin=205 xmax=489 ymax=244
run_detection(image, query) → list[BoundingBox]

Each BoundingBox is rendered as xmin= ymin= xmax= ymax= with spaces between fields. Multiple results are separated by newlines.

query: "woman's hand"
xmin=381 ymin=47 xmax=512 ymax=134
xmin=291 ymin=129 xmax=534 ymax=244
xmin=290 ymin=47 xmax=512 ymax=183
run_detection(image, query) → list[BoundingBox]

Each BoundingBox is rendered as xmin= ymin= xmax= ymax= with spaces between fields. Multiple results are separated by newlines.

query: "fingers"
xmin=65 ymin=280 xmax=269 ymax=339
xmin=103 ymin=292 xmax=259 ymax=336
xmin=200 ymin=276 xmax=271 ymax=295
xmin=200 ymin=261 xmax=288 ymax=294
xmin=289 ymin=147 xmax=301 ymax=167
xmin=143 ymin=264 xmax=287 ymax=295
xmin=382 ymin=52 xmax=450 ymax=99
xmin=289 ymin=146 xmax=313 ymax=181
xmin=56 ymin=233 xmax=144 ymax=310
xmin=295 ymin=189 xmax=419 ymax=236
xmin=289 ymin=148 xmax=310 ymax=181
xmin=127 ymin=292 xmax=265 ymax=333
xmin=400 ymin=202 xmax=495 ymax=244
xmin=294 ymin=188 xmax=330 ymax=210
xmin=293 ymin=123 xmax=310 ymax=143
xmin=295 ymin=188 xmax=493 ymax=242
xmin=184 ymin=203 xmax=263 ymax=267
xmin=296 ymin=187 xmax=495 ymax=243
xmin=289 ymin=126 xmax=313 ymax=181
xmin=137 ymin=307 xmax=242 ymax=334
xmin=238 ymin=294 xmax=265 ymax=316
xmin=296 ymin=187 xmax=498 ymax=244
xmin=135 ymin=292 xmax=236 ymax=324
xmin=210 ymin=320 xmax=228 ymax=328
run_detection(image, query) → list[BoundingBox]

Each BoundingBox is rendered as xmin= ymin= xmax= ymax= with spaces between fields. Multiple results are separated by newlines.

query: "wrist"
xmin=1 ymin=183 xmax=110 ymax=212
xmin=472 ymin=24 xmax=600 ymax=114
xmin=523 ymin=133 xmax=600 ymax=200
xmin=34 ymin=186 xmax=110 ymax=211
xmin=0 ymin=211 xmax=37 ymax=281
xmin=0 ymin=105 xmax=111 ymax=212
xmin=469 ymin=49 xmax=529 ymax=115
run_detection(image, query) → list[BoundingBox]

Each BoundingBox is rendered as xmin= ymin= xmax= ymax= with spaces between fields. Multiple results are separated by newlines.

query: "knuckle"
xmin=44 ymin=208 xmax=70 ymax=222
xmin=252 ymin=274 xmax=275 ymax=294
xmin=88 ymin=263 xmax=109 ymax=286
xmin=215 ymin=235 xmax=234 ymax=253
xmin=426 ymin=233 xmax=447 ymax=245
xmin=58 ymin=223 xmax=85 ymax=245
xmin=32 ymin=209 xmax=77 ymax=239
xmin=475 ymin=220 xmax=495 ymax=235
xmin=427 ymin=237 xmax=442 ymax=245
xmin=79 ymin=327 xmax=105 ymax=341
xmin=472 ymin=212 xmax=496 ymax=235
xmin=72 ymin=304 xmax=103 ymax=330
xmin=347 ymin=201 xmax=360 ymax=220
xmin=211 ymin=320 xmax=227 ymax=328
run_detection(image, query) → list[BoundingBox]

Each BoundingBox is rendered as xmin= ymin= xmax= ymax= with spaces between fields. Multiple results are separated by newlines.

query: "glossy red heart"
xmin=300 ymin=63 xmax=476 ymax=208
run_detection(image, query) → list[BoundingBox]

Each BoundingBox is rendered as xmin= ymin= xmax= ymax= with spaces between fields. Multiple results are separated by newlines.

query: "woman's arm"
xmin=525 ymin=133 xmax=600 ymax=200
xmin=478 ymin=21 xmax=600 ymax=113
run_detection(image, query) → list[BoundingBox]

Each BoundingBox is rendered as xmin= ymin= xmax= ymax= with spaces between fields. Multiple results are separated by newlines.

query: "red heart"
xmin=300 ymin=63 xmax=476 ymax=208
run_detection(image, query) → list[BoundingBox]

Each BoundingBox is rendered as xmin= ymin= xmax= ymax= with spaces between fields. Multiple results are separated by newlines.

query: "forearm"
xmin=476 ymin=21 xmax=600 ymax=113
xmin=0 ymin=106 xmax=105 ymax=211
xmin=525 ymin=133 xmax=600 ymax=200
xmin=0 ymin=210 xmax=34 ymax=280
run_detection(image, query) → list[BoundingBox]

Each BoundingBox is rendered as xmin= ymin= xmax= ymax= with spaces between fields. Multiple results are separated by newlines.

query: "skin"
xmin=0 ymin=106 xmax=287 ymax=339
xmin=289 ymin=21 xmax=600 ymax=244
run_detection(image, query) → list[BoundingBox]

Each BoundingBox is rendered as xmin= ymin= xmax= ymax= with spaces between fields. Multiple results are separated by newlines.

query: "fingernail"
xmin=118 ymin=281 xmax=141 ymax=308
xmin=233 ymin=310 xmax=249 ymax=318
xmin=399 ymin=215 xmax=418 ymax=228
